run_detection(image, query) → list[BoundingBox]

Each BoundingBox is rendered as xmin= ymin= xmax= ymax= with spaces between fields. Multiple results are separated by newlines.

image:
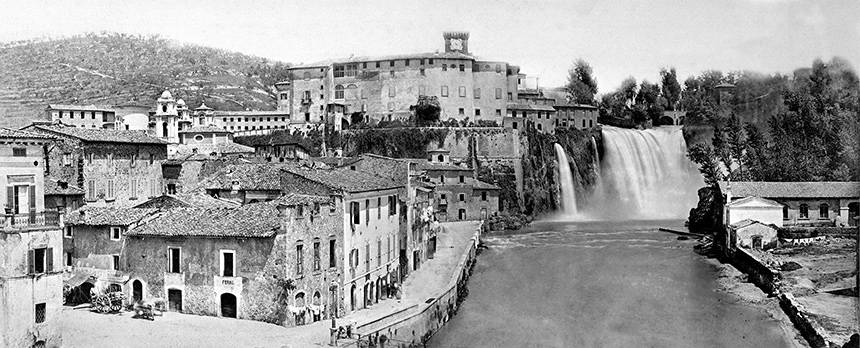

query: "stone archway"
xmin=132 ymin=280 xmax=143 ymax=303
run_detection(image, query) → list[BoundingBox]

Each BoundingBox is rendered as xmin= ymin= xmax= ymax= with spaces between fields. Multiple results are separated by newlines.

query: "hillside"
xmin=0 ymin=33 xmax=291 ymax=128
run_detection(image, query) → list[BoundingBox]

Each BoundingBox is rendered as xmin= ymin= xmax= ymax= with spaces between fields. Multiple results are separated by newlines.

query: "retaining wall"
xmin=353 ymin=223 xmax=481 ymax=347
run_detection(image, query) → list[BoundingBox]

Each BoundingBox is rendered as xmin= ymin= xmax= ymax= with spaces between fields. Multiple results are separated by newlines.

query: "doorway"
xmin=849 ymin=202 xmax=859 ymax=227
xmin=350 ymin=284 xmax=356 ymax=311
xmin=132 ymin=280 xmax=143 ymax=303
xmin=167 ymin=289 xmax=182 ymax=312
xmin=458 ymin=209 xmax=466 ymax=220
xmin=220 ymin=293 xmax=237 ymax=318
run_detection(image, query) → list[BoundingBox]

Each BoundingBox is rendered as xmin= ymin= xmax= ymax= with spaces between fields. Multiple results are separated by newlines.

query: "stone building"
xmin=279 ymin=166 xmax=403 ymax=315
xmin=43 ymin=175 xmax=85 ymax=213
xmin=23 ymin=124 xmax=168 ymax=208
xmin=0 ymin=128 xmax=63 ymax=348
xmin=411 ymin=149 xmax=500 ymax=221
xmin=729 ymin=219 xmax=779 ymax=250
xmin=204 ymin=163 xmax=298 ymax=204
xmin=169 ymin=125 xmax=254 ymax=159
xmin=721 ymin=181 xmax=860 ymax=227
xmin=46 ymin=104 xmax=117 ymax=129
xmin=554 ymin=103 xmax=599 ymax=130
xmin=62 ymin=206 xmax=158 ymax=294
xmin=725 ymin=196 xmax=784 ymax=227
xmin=252 ymin=140 xmax=310 ymax=160
xmin=281 ymin=32 xmax=533 ymax=127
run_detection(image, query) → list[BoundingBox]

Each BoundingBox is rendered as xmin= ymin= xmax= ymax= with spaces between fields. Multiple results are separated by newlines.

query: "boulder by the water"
xmin=688 ymin=186 xmax=723 ymax=234
xmin=780 ymin=261 xmax=803 ymax=272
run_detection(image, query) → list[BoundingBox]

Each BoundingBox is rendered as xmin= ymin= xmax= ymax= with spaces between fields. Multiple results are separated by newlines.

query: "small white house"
xmin=730 ymin=219 xmax=779 ymax=250
xmin=726 ymin=196 xmax=785 ymax=227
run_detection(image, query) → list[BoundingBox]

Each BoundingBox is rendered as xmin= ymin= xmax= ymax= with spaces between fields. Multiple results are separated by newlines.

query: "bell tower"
xmin=443 ymin=31 xmax=470 ymax=54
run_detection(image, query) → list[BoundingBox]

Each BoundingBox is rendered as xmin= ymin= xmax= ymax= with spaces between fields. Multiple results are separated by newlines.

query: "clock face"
xmin=449 ymin=39 xmax=463 ymax=51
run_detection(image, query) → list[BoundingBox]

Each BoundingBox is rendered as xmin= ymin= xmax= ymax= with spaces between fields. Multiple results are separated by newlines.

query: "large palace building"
xmin=279 ymin=32 xmax=532 ymax=128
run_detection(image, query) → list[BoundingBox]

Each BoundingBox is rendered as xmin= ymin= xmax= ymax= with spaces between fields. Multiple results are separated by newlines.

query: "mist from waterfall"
xmin=554 ymin=143 xmax=578 ymax=216
xmin=586 ymin=126 xmax=703 ymax=220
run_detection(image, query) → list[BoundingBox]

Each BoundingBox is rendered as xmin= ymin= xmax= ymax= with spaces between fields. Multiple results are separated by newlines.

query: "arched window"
xmin=437 ymin=154 xmax=444 ymax=162
xmin=799 ymin=204 xmax=809 ymax=219
xmin=819 ymin=203 xmax=829 ymax=219
xmin=782 ymin=205 xmax=789 ymax=220
xmin=346 ymin=84 xmax=358 ymax=99
xmin=334 ymin=85 xmax=344 ymax=99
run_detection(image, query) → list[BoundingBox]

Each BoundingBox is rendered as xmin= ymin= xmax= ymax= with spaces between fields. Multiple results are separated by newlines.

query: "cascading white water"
xmin=589 ymin=136 xmax=602 ymax=190
xmin=554 ymin=143 xmax=578 ymax=215
xmin=587 ymin=126 xmax=703 ymax=220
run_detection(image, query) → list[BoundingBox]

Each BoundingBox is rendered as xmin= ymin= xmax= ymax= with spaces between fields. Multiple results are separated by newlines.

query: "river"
xmin=430 ymin=219 xmax=796 ymax=348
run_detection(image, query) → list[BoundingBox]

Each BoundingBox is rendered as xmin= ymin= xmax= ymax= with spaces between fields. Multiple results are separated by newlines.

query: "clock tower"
xmin=443 ymin=31 xmax=470 ymax=54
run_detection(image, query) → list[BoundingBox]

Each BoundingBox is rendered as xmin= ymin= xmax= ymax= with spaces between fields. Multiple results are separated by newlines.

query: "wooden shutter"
xmin=46 ymin=248 xmax=53 ymax=272
xmin=6 ymin=186 xmax=13 ymax=212
xmin=29 ymin=185 xmax=36 ymax=222
xmin=28 ymin=249 xmax=35 ymax=274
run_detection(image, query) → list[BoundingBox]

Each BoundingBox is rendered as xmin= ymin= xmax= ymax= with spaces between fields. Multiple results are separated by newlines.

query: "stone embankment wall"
xmin=353 ymin=223 xmax=481 ymax=347
xmin=730 ymin=247 xmax=843 ymax=348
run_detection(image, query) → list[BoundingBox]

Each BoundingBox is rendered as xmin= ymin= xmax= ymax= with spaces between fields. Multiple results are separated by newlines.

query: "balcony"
xmin=1 ymin=211 xmax=60 ymax=231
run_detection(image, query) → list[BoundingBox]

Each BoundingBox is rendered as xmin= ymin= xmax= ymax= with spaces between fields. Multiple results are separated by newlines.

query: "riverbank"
xmin=705 ymin=257 xmax=810 ymax=347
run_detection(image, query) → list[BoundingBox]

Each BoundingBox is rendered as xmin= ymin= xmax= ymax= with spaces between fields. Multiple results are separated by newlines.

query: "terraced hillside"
xmin=0 ymin=33 xmax=291 ymax=128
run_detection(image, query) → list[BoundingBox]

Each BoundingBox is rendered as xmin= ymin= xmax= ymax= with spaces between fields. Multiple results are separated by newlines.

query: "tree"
xmin=724 ymin=114 xmax=745 ymax=175
xmin=619 ymin=77 xmax=638 ymax=105
xmin=410 ymin=95 xmax=441 ymax=126
xmin=565 ymin=59 xmax=598 ymax=105
xmin=687 ymin=144 xmax=723 ymax=185
xmin=660 ymin=67 xmax=682 ymax=111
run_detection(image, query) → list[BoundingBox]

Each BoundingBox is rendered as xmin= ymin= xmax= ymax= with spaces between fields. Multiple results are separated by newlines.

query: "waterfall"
xmin=554 ymin=143 xmax=578 ymax=216
xmin=586 ymin=126 xmax=702 ymax=220
xmin=589 ymin=136 xmax=602 ymax=190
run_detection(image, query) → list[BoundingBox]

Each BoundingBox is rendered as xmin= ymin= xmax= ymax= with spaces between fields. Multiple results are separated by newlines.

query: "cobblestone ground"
xmin=57 ymin=221 xmax=480 ymax=348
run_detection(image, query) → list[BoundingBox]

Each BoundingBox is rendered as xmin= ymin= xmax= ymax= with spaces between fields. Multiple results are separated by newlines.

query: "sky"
xmin=1 ymin=0 xmax=857 ymax=92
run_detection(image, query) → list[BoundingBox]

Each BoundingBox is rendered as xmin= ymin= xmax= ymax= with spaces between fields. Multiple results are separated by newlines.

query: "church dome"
xmin=177 ymin=99 xmax=186 ymax=106
xmin=160 ymin=90 xmax=173 ymax=99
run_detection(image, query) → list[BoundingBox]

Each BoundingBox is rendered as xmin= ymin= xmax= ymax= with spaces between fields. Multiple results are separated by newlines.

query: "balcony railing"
xmin=1 ymin=211 xmax=60 ymax=230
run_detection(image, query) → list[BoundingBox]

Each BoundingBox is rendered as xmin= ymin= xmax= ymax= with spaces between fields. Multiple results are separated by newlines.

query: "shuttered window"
xmin=28 ymin=247 xmax=52 ymax=274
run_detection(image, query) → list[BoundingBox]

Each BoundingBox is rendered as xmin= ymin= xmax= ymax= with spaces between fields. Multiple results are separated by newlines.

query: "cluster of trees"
xmin=564 ymin=59 xmax=684 ymax=127
xmin=687 ymin=57 xmax=860 ymax=183
xmin=598 ymin=69 xmax=683 ymax=127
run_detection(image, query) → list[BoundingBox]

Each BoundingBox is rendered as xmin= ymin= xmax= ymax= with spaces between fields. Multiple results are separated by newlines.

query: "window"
xmin=377 ymin=239 xmax=382 ymax=267
xmin=440 ymin=175 xmax=445 ymax=184
xmin=441 ymin=86 xmax=448 ymax=97
xmin=389 ymin=61 xmax=394 ymax=67
xmin=495 ymin=64 xmax=501 ymax=73
xmin=168 ymin=247 xmax=181 ymax=273
xmin=537 ymin=124 xmax=543 ymax=131
xmin=481 ymin=191 xmax=488 ymax=201
xmin=389 ymin=86 xmax=395 ymax=97
xmin=496 ymin=109 xmax=502 ymax=117
xmin=459 ymin=175 xmax=465 ymax=183
xmin=508 ymin=92 xmax=513 ymax=100
xmin=335 ymin=85 xmax=344 ymax=99
xmin=441 ymin=194 xmax=447 ymax=200
xmin=29 ymin=247 xmax=51 ymax=274
xmin=459 ymin=193 xmax=465 ymax=202
xmin=62 ymin=153 xmax=71 ymax=166
xmin=112 ymin=255 xmax=120 ymax=270
xmin=221 ymin=250 xmax=235 ymax=277
xmin=129 ymin=178 xmax=136 ymax=199
xmin=475 ymin=109 xmax=481 ymax=117
xmin=91 ymin=112 xmax=96 ymax=119
xmin=12 ymin=148 xmax=26 ymax=157
xmin=420 ymin=68 xmax=425 ymax=76
xmin=819 ymin=203 xmax=829 ymax=219
xmin=65 ymin=252 xmax=73 ymax=267
xmin=87 ymin=180 xmax=96 ymax=201
xmin=296 ymin=243 xmax=304 ymax=275
xmin=313 ymin=240 xmax=320 ymax=271
xmin=537 ymin=112 xmax=542 ymax=119
xmin=106 ymin=179 xmax=115 ymax=200
xmin=110 ymin=226 xmax=122 ymax=240
xmin=365 ymin=243 xmax=370 ymax=271
xmin=64 ymin=226 xmax=73 ymax=238
xmin=365 ymin=199 xmax=370 ymax=225
xmin=388 ymin=195 xmax=397 ymax=216
xmin=495 ymin=88 xmax=502 ymax=99
xmin=375 ymin=62 xmax=380 ymax=68
xmin=35 ymin=303 xmax=46 ymax=324
xmin=458 ymin=86 xmax=466 ymax=98
xmin=459 ymin=64 xmax=465 ymax=72
xmin=799 ymin=204 xmax=809 ymax=219
xmin=512 ymin=122 xmax=518 ymax=130
xmin=404 ymin=59 xmax=410 ymax=66
xmin=428 ymin=58 xmax=434 ymax=65
xmin=329 ymin=239 xmax=336 ymax=268
xmin=377 ymin=197 xmax=382 ymax=219
xmin=474 ymin=88 xmax=481 ymax=99
xmin=442 ymin=64 xmax=448 ymax=71
xmin=351 ymin=202 xmax=360 ymax=226
xmin=459 ymin=108 xmax=465 ymax=116
xmin=582 ymin=119 xmax=586 ymax=128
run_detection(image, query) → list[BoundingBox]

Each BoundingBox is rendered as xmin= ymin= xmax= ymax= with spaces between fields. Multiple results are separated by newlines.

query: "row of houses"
xmin=0 ymin=122 xmax=501 ymax=346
